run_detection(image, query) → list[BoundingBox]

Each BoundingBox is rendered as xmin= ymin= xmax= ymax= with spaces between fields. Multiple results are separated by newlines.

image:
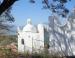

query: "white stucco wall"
xmin=18 ymin=20 xmax=44 ymax=53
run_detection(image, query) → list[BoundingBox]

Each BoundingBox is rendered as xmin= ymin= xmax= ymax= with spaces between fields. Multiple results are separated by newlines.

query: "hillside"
xmin=0 ymin=35 xmax=17 ymax=46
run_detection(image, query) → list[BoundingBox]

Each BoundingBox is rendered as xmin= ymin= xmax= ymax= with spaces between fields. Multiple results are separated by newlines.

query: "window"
xmin=21 ymin=39 xmax=24 ymax=45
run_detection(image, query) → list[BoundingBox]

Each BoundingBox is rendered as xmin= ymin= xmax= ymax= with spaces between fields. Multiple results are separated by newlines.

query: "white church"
xmin=17 ymin=19 xmax=46 ymax=53
xmin=18 ymin=8 xmax=75 ymax=56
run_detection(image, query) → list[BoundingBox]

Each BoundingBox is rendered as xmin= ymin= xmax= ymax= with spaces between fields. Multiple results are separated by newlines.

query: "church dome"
xmin=23 ymin=19 xmax=37 ymax=32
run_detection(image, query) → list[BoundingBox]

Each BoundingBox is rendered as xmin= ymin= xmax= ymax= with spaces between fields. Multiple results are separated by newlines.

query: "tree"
xmin=0 ymin=0 xmax=16 ymax=34
xmin=30 ymin=0 xmax=71 ymax=17
xmin=0 ymin=5 xmax=15 ymax=34
xmin=0 ymin=0 xmax=71 ymax=17
xmin=0 ymin=0 xmax=17 ymax=15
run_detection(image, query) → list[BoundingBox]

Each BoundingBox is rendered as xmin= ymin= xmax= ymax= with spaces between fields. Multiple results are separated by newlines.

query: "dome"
xmin=23 ymin=19 xmax=37 ymax=32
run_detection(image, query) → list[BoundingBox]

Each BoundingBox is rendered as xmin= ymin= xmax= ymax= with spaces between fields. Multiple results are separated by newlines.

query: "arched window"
xmin=21 ymin=39 xmax=24 ymax=45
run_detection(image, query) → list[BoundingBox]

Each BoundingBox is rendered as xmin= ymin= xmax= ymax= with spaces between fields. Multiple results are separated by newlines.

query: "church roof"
xmin=22 ymin=19 xmax=37 ymax=32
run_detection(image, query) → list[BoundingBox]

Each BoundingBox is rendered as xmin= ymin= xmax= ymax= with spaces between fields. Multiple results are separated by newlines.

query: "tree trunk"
xmin=0 ymin=0 xmax=17 ymax=15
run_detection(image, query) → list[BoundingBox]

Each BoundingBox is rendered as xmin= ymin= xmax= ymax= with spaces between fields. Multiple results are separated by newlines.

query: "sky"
xmin=11 ymin=0 xmax=75 ymax=27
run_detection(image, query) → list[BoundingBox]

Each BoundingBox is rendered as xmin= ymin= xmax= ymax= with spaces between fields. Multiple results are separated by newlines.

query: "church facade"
xmin=17 ymin=19 xmax=45 ymax=53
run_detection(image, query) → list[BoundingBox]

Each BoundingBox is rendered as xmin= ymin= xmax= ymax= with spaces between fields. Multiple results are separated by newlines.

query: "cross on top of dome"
xmin=27 ymin=18 xmax=32 ymax=24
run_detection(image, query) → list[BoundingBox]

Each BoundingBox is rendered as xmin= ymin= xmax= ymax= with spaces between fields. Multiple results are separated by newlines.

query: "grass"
xmin=0 ymin=47 xmax=18 ymax=58
xmin=0 ymin=35 xmax=17 ymax=46
xmin=0 ymin=35 xmax=17 ymax=58
xmin=0 ymin=46 xmax=64 ymax=58
xmin=0 ymin=35 xmax=71 ymax=58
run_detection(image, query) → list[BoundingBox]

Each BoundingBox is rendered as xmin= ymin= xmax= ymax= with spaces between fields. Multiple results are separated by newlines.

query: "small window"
xmin=21 ymin=39 xmax=24 ymax=45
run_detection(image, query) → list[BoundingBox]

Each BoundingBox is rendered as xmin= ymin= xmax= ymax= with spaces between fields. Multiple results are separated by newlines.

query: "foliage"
xmin=0 ymin=35 xmax=17 ymax=46
xmin=18 ymin=50 xmax=64 ymax=58
xmin=0 ymin=35 xmax=17 ymax=58
xmin=0 ymin=47 xmax=18 ymax=58
xmin=0 ymin=1 xmax=15 ymax=34
xmin=30 ymin=0 xmax=71 ymax=17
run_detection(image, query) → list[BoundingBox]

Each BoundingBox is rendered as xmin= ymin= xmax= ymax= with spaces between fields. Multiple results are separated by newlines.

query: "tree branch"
xmin=0 ymin=0 xmax=17 ymax=15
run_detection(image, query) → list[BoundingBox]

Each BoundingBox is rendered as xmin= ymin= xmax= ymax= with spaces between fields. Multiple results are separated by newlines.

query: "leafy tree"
xmin=0 ymin=0 xmax=71 ymax=17
xmin=30 ymin=0 xmax=71 ymax=17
